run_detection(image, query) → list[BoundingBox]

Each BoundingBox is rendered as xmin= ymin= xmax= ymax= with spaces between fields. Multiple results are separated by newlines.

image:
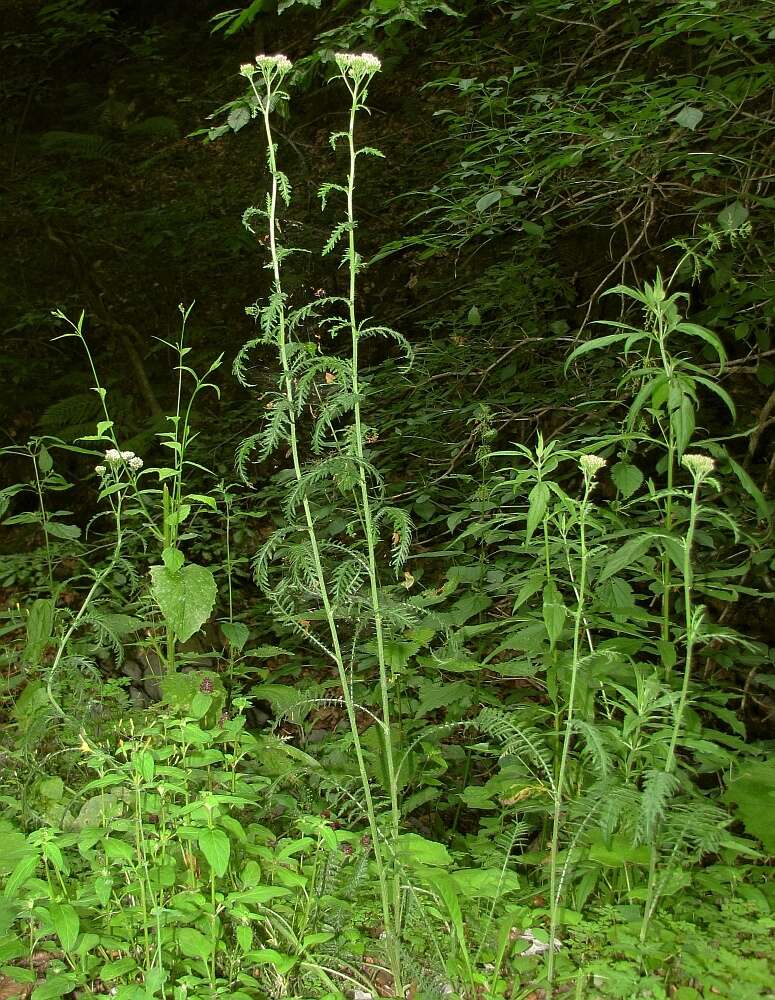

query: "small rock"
xmin=122 ymin=659 xmax=143 ymax=683
xmin=129 ymin=687 xmax=150 ymax=709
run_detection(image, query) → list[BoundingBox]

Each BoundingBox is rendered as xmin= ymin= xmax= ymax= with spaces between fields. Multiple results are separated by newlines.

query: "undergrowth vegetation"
xmin=1 ymin=2 xmax=774 ymax=1000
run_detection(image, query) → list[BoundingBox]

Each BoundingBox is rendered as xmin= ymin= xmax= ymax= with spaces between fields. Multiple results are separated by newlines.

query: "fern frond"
xmin=636 ymin=769 xmax=680 ymax=844
xmin=375 ymin=506 xmax=415 ymax=573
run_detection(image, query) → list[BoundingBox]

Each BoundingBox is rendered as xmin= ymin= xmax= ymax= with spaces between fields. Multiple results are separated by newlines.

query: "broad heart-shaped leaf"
xmin=221 ymin=621 xmax=250 ymax=652
xmin=150 ymin=562 xmax=217 ymax=643
xmin=717 ymin=200 xmax=749 ymax=233
xmin=611 ymin=461 xmax=643 ymax=499
xmin=198 ymin=827 xmax=230 ymax=877
xmin=228 ymin=105 xmax=251 ymax=132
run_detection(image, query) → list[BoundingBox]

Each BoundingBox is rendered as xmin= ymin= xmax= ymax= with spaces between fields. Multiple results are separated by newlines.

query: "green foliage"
xmin=2 ymin=3 xmax=775 ymax=998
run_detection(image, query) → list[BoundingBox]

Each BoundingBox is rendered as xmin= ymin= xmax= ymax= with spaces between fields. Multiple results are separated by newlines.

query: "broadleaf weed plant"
xmin=235 ymin=51 xmax=413 ymax=994
xmin=29 ymin=306 xmax=224 ymax=729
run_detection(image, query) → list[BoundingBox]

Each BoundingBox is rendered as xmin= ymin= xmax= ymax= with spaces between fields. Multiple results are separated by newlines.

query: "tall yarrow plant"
xmin=235 ymin=52 xmax=413 ymax=994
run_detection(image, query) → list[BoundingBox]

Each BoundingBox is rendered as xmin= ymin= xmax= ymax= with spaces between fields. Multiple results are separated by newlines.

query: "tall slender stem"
xmin=248 ymin=60 xmax=401 ymax=991
xmin=547 ymin=461 xmax=599 ymax=993
xmin=342 ymin=70 xmax=403 ymax=950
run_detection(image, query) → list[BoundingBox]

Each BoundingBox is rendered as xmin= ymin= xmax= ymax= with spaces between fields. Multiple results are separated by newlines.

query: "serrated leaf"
xmin=611 ymin=462 xmax=643 ymax=499
xmin=722 ymin=762 xmax=775 ymax=852
xmin=717 ymin=200 xmax=749 ymax=232
xmin=31 ymin=974 xmax=78 ymax=999
xmin=222 ymin=621 xmax=250 ymax=651
xmin=45 ymin=521 xmax=81 ymax=540
xmin=229 ymin=106 xmax=251 ymax=132
xmin=150 ymin=562 xmax=217 ymax=643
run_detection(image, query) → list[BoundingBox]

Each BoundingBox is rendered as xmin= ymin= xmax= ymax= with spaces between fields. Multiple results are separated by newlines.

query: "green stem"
xmin=343 ymin=74 xmax=403 ymax=991
xmin=547 ymin=479 xmax=592 ymax=993
xmin=252 ymin=68 xmax=400 ymax=989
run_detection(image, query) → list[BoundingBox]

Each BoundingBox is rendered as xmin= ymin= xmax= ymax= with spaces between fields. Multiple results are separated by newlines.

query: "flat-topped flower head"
xmin=682 ymin=453 xmax=715 ymax=479
xmin=255 ymin=53 xmax=293 ymax=75
xmin=335 ymin=52 xmax=382 ymax=79
xmin=102 ymin=448 xmax=142 ymax=469
xmin=239 ymin=62 xmax=256 ymax=79
xmin=579 ymin=453 xmax=606 ymax=479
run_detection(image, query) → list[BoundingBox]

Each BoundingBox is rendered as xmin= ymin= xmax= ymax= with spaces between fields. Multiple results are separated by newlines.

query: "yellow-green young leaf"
xmin=198 ymin=827 xmax=230 ymax=877
xmin=48 ymin=901 xmax=79 ymax=951
xmin=150 ymin=561 xmax=217 ymax=642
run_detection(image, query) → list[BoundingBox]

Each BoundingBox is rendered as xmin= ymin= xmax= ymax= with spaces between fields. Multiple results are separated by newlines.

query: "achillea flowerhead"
xmin=335 ymin=52 xmax=382 ymax=78
xmin=579 ymin=453 xmax=606 ymax=478
xmin=682 ymin=453 xmax=715 ymax=478
xmin=102 ymin=448 xmax=142 ymax=469
xmin=255 ymin=53 xmax=293 ymax=74
xmin=239 ymin=62 xmax=256 ymax=78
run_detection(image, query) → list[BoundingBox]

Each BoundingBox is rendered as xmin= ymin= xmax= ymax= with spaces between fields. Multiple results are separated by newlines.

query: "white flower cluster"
xmin=335 ymin=52 xmax=382 ymax=78
xmin=241 ymin=54 xmax=292 ymax=79
xmin=682 ymin=453 xmax=715 ymax=478
xmin=579 ymin=453 xmax=606 ymax=478
xmin=96 ymin=449 xmax=143 ymax=474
